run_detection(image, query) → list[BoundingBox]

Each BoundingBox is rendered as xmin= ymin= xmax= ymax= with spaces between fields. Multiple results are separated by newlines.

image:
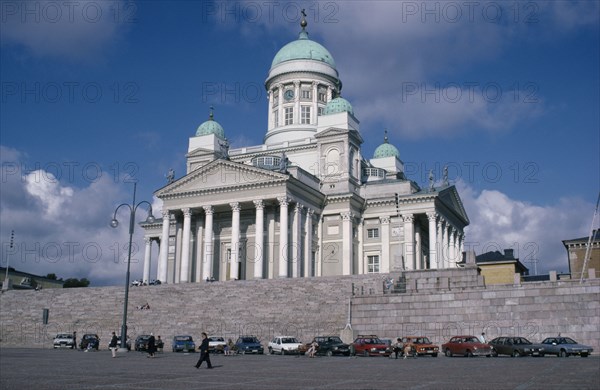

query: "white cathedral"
xmin=140 ymin=17 xmax=469 ymax=284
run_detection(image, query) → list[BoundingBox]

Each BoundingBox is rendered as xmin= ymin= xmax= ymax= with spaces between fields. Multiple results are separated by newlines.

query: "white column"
xmin=341 ymin=212 xmax=353 ymax=275
xmin=179 ymin=208 xmax=192 ymax=283
xmin=230 ymin=202 xmax=241 ymax=280
xmin=294 ymin=81 xmax=300 ymax=124
xmin=202 ymin=206 xmax=214 ymax=280
xmin=194 ymin=216 xmax=204 ymax=282
xmin=277 ymin=84 xmax=283 ymax=128
xmin=459 ymin=232 xmax=465 ymax=256
xmin=441 ymin=221 xmax=449 ymax=269
xmin=304 ymin=209 xmax=314 ymax=277
xmin=449 ymin=227 xmax=457 ymax=267
xmin=316 ymin=214 xmax=323 ymax=277
xmin=143 ymin=237 xmax=152 ymax=284
xmin=357 ymin=218 xmax=364 ymax=274
xmin=380 ymin=216 xmax=390 ymax=273
xmin=415 ymin=223 xmax=422 ymax=270
xmin=403 ymin=214 xmax=415 ymax=270
xmin=268 ymin=89 xmax=274 ymax=129
xmin=311 ymin=81 xmax=318 ymax=124
xmin=253 ymin=200 xmax=264 ymax=279
xmin=278 ymin=197 xmax=289 ymax=278
xmin=427 ymin=212 xmax=438 ymax=269
xmin=292 ymin=203 xmax=303 ymax=278
xmin=158 ymin=210 xmax=170 ymax=283
xmin=267 ymin=210 xmax=275 ymax=279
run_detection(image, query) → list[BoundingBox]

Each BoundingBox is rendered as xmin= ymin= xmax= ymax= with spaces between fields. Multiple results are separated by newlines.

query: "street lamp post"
xmin=110 ymin=182 xmax=155 ymax=352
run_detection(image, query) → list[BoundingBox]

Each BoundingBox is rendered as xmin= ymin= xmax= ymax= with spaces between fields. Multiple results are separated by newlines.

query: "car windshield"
xmin=57 ymin=334 xmax=71 ymax=338
xmin=465 ymin=337 xmax=479 ymax=343
xmin=516 ymin=338 xmax=532 ymax=345
xmin=558 ymin=338 xmax=577 ymax=344
xmin=329 ymin=337 xmax=342 ymax=343
xmin=415 ymin=337 xmax=430 ymax=344
xmin=175 ymin=336 xmax=192 ymax=341
xmin=281 ymin=338 xmax=298 ymax=344
xmin=242 ymin=338 xmax=257 ymax=343
xmin=210 ymin=337 xmax=224 ymax=342
xmin=84 ymin=335 xmax=97 ymax=339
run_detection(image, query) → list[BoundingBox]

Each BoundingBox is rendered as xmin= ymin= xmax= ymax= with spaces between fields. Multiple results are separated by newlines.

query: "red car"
xmin=350 ymin=335 xmax=391 ymax=357
xmin=442 ymin=335 xmax=492 ymax=357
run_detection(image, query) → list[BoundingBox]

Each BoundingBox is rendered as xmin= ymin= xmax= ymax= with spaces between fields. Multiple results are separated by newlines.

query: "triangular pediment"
xmin=315 ymin=127 xmax=350 ymax=138
xmin=437 ymin=186 xmax=470 ymax=225
xmin=186 ymin=147 xmax=218 ymax=158
xmin=155 ymin=159 xmax=288 ymax=198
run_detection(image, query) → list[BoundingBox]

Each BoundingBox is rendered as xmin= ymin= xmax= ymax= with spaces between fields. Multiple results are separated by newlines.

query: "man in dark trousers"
xmin=194 ymin=332 xmax=213 ymax=369
xmin=147 ymin=333 xmax=156 ymax=358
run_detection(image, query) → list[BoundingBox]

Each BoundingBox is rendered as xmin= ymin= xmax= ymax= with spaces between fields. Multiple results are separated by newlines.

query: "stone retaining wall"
xmin=1 ymin=268 xmax=598 ymax=351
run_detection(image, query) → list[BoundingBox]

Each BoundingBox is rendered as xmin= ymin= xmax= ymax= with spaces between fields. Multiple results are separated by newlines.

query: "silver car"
xmin=540 ymin=337 xmax=593 ymax=357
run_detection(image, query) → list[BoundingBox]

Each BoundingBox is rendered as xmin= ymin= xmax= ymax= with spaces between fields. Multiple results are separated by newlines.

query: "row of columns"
xmin=146 ymin=197 xmax=316 ymax=283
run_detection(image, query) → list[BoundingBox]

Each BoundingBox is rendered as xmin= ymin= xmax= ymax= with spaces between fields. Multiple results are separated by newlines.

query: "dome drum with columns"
xmin=140 ymin=17 xmax=469 ymax=285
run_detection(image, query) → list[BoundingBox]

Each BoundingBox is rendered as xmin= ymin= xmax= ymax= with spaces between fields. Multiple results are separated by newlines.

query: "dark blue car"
xmin=235 ymin=336 xmax=264 ymax=354
xmin=172 ymin=335 xmax=195 ymax=352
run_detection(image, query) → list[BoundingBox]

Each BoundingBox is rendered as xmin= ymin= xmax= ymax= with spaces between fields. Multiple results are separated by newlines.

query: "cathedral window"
xmin=301 ymin=90 xmax=312 ymax=100
xmin=284 ymin=107 xmax=293 ymax=125
xmin=273 ymin=110 xmax=279 ymax=127
xmin=301 ymin=106 xmax=311 ymax=124
xmin=318 ymin=90 xmax=327 ymax=103
xmin=367 ymin=228 xmax=379 ymax=239
xmin=367 ymin=255 xmax=380 ymax=273
xmin=318 ymin=107 xmax=324 ymax=116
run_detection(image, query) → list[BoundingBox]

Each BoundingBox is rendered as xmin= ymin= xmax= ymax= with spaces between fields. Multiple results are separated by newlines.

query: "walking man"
xmin=109 ymin=332 xmax=118 ymax=358
xmin=147 ymin=333 xmax=156 ymax=358
xmin=194 ymin=332 xmax=213 ymax=369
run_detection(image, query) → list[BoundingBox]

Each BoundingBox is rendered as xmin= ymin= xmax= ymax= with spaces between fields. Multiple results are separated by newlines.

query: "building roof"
xmin=373 ymin=131 xmax=400 ymax=159
xmin=475 ymin=249 xmax=529 ymax=274
xmin=562 ymin=229 xmax=600 ymax=246
xmin=271 ymin=30 xmax=336 ymax=69
xmin=196 ymin=108 xmax=225 ymax=138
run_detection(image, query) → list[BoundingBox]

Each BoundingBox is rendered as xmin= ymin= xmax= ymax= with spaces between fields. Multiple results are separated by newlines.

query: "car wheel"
xmin=539 ymin=353 xmax=545 ymax=357
xmin=281 ymin=349 xmax=286 ymax=355
xmin=172 ymin=348 xmax=176 ymax=352
xmin=445 ymin=349 xmax=453 ymax=357
xmin=466 ymin=350 xmax=473 ymax=357
xmin=432 ymin=353 xmax=438 ymax=358
xmin=268 ymin=347 xmax=273 ymax=355
xmin=326 ymin=350 xmax=333 ymax=357
xmin=363 ymin=350 xmax=369 ymax=357
xmin=581 ymin=353 xmax=589 ymax=358
xmin=349 ymin=346 xmax=355 ymax=356
xmin=560 ymin=350 xmax=568 ymax=358
xmin=512 ymin=350 xmax=521 ymax=357
xmin=491 ymin=349 xmax=498 ymax=357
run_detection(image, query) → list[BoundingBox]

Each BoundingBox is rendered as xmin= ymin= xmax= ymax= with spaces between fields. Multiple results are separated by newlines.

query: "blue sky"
xmin=1 ymin=0 xmax=599 ymax=285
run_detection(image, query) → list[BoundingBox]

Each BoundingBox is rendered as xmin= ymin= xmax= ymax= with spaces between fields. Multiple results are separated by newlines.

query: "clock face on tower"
xmin=284 ymin=89 xmax=295 ymax=101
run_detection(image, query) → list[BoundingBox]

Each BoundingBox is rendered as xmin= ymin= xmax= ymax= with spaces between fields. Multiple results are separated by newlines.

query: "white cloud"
xmin=457 ymin=180 xmax=594 ymax=274
xmin=0 ymin=147 xmax=156 ymax=286
xmin=0 ymin=0 xmax=131 ymax=62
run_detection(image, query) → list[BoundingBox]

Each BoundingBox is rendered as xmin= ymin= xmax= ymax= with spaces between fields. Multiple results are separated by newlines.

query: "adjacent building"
xmin=140 ymin=17 xmax=470 ymax=284
xmin=563 ymin=230 xmax=600 ymax=280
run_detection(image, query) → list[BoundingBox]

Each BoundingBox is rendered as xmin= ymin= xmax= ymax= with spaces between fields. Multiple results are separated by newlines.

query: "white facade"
xmin=141 ymin=21 xmax=469 ymax=284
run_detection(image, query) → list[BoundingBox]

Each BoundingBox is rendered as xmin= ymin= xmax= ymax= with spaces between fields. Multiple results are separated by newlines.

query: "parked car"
xmin=489 ymin=337 xmax=545 ymax=357
xmin=53 ymin=333 xmax=75 ymax=349
xmin=79 ymin=334 xmax=100 ymax=350
xmin=235 ymin=336 xmax=264 ymax=354
xmin=134 ymin=335 xmax=152 ymax=352
xmin=172 ymin=335 xmax=195 ymax=352
xmin=131 ymin=279 xmax=142 ymax=286
xmin=540 ymin=337 xmax=593 ymax=357
xmin=401 ymin=336 xmax=439 ymax=357
xmin=442 ymin=335 xmax=492 ymax=357
xmin=208 ymin=336 xmax=227 ymax=353
xmin=268 ymin=336 xmax=303 ymax=355
xmin=312 ymin=336 xmax=351 ymax=357
xmin=350 ymin=335 xmax=391 ymax=357
xmin=114 ymin=336 xmax=131 ymax=351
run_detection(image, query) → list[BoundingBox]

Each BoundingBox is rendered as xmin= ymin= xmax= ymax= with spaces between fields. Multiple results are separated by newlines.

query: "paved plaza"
xmin=1 ymin=348 xmax=599 ymax=389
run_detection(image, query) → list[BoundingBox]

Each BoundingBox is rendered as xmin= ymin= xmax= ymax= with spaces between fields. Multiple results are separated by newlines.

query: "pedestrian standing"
xmin=109 ymin=332 xmax=118 ymax=358
xmin=147 ymin=333 xmax=156 ymax=358
xmin=73 ymin=331 xmax=77 ymax=350
xmin=480 ymin=332 xmax=486 ymax=343
xmin=194 ymin=332 xmax=213 ymax=369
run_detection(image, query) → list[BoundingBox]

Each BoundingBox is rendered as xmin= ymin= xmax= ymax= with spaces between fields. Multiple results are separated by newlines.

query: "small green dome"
xmin=271 ymin=30 xmax=336 ymax=69
xmin=324 ymin=96 xmax=354 ymax=116
xmin=373 ymin=131 xmax=400 ymax=159
xmin=196 ymin=109 xmax=225 ymax=138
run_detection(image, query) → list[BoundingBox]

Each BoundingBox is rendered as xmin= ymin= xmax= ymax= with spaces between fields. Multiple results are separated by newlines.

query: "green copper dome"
xmin=373 ymin=131 xmax=400 ymax=159
xmin=196 ymin=108 xmax=225 ymax=138
xmin=324 ymin=96 xmax=354 ymax=116
xmin=271 ymin=30 xmax=336 ymax=68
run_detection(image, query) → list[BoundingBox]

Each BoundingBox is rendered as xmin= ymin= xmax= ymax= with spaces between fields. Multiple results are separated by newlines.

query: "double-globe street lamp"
xmin=110 ymin=182 xmax=155 ymax=352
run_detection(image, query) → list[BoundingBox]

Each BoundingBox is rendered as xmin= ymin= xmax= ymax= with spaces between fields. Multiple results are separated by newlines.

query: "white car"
xmin=268 ymin=336 xmax=302 ymax=355
xmin=208 ymin=336 xmax=227 ymax=353
xmin=53 ymin=333 xmax=75 ymax=349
